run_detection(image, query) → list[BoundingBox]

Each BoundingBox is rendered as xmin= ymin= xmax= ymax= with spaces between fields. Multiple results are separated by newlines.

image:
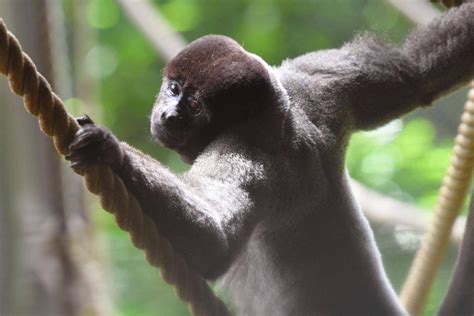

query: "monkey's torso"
xmin=190 ymin=97 xmax=404 ymax=315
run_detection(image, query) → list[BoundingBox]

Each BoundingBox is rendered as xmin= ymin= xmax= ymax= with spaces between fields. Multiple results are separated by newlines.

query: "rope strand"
xmin=0 ymin=19 xmax=230 ymax=316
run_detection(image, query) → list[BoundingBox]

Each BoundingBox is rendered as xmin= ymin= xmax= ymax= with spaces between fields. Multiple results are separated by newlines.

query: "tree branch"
xmin=115 ymin=0 xmax=186 ymax=62
xmin=387 ymin=0 xmax=441 ymax=25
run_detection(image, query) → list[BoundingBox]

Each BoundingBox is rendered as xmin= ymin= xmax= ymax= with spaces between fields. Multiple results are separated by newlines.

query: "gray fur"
xmin=438 ymin=191 xmax=474 ymax=315
xmin=67 ymin=4 xmax=474 ymax=315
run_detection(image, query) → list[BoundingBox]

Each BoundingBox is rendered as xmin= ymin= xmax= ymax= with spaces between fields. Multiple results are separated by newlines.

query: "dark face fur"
xmin=151 ymin=35 xmax=276 ymax=163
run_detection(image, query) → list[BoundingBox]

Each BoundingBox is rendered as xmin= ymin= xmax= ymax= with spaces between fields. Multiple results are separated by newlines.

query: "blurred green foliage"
xmin=348 ymin=119 xmax=453 ymax=209
xmin=65 ymin=0 xmax=470 ymax=315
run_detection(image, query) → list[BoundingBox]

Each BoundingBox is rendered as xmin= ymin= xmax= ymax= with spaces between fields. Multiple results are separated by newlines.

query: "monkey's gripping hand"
xmin=66 ymin=115 xmax=124 ymax=171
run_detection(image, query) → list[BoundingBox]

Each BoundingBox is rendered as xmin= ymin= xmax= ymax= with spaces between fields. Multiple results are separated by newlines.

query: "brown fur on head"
xmin=151 ymin=35 xmax=277 ymax=163
xmin=165 ymin=35 xmax=275 ymax=118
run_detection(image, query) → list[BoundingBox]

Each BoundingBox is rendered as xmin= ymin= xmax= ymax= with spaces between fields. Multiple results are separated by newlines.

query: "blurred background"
xmin=0 ymin=0 xmax=471 ymax=315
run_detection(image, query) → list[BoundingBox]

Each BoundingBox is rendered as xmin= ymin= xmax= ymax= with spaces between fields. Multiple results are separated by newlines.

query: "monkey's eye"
xmin=168 ymin=81 xmax=181 ymax=96
xmin=187 ymin=99 xmax=202 ymax=115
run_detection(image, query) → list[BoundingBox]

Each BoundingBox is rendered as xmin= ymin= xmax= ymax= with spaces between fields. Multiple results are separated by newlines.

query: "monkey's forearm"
xmin=403 ymin=3 xmax=474 ymax=104
xmin=66 ymin=119 xmax=251 ymax=279
xmin=115 ymin=143 xmax=234 ymax=279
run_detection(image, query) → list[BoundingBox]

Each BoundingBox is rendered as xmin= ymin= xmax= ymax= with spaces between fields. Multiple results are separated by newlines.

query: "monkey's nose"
xmin=160 ymin=111 xmax=179 ymax=127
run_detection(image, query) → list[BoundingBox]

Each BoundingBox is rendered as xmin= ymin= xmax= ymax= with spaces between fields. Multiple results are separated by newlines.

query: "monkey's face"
xmin=151 ymin=77 xmax=213 ymax=163
xmin=151 ymin=35 xmax=276 ymax=163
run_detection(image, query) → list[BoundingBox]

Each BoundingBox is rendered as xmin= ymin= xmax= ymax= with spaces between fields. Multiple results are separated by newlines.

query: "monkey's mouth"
xmin=151 ymin=124 xmax=188 ymax=149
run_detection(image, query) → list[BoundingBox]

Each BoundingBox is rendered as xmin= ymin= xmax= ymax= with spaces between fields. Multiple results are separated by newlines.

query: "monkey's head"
xmin=151 ymin=35 xmax=278 ymax=163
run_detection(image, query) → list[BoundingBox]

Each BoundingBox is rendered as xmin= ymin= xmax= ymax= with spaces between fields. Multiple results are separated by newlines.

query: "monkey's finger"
xmin=72 ymin=127 xmax=97 ymax=139
xmin=70 ymin=159 xmax=96 ymax=170
xmin=65 ymin=152 xmax=89 ymax=162
xmin=69 ymin=130 xmax=104 ymax=152
xmin=76 ymin=114 xmax=95 ymax=126
xmin=70 ymin=160 xmax=86 ymax=169
xmin=73 ymin=125 xmax=103 ymax=138
xmin=66 ymin=143 xmax=102 ymax=162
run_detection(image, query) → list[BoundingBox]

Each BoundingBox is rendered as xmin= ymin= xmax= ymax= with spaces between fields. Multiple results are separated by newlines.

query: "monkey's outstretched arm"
xmin=282 ymin=3 xmax=474 ymax=131
xmin=67 ymin=122 xmax=259 ymax=280
xmin=402 ymin=3 xmax=474 ymax=105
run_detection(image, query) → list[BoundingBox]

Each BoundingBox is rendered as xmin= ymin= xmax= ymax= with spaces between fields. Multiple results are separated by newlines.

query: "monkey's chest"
xmin=219 ymin=232 xmax=291 ymax=315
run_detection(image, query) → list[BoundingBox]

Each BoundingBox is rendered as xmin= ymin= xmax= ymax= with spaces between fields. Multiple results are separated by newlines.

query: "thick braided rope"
xmin=0 ymin=19 xmax=230 ymax=316
xmin=400 ymin=81 xmax=474 ymax=315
